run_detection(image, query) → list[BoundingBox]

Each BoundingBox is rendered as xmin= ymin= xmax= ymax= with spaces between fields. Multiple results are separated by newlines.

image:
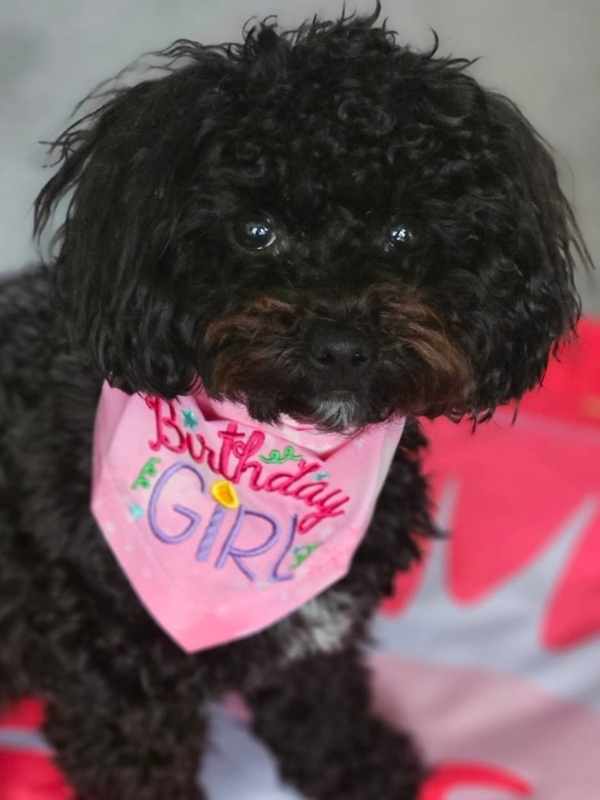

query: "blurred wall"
xmin=1 ymin=1 xmax=598 ymax=308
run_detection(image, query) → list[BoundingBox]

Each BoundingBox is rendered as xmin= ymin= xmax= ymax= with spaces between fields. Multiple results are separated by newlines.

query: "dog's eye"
xmin=232 ymin=218 xmax=276 ymax=251
xmin=386 ymin=222 xmax=417 ymax=249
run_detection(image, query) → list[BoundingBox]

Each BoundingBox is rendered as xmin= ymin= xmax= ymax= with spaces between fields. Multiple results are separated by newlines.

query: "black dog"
xmin=0 ymin=6 xmax=590 ymax=799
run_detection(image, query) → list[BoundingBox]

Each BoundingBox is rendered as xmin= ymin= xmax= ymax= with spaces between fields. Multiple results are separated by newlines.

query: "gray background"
xmin=1 ymin=1 xmax=599 ymax=309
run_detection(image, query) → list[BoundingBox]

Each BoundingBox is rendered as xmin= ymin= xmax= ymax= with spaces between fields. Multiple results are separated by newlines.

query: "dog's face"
xmin=36 ymin=8 xmax=588 ymax=431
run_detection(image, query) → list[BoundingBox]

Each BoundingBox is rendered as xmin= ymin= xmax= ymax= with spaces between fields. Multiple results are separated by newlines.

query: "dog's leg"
xmin=245 ymin=647 xmax=425 ymax=800
xmin=44 ymin=689 xmax=207 ymax=800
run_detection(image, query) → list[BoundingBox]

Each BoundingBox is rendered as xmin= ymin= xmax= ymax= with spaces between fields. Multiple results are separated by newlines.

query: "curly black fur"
xmin=34 ymin=4 xmax=589 ymax=428
xmin=0 ymin=4 xmax=590 ymax=798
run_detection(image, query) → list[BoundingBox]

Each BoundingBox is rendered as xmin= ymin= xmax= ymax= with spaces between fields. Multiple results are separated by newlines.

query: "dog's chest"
xmin=272 ymin=591 xmax=356 ymax=664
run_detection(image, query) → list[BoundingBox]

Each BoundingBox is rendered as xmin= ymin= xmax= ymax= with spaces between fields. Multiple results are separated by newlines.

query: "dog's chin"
xmin=215 ymin=379 xmax=398 ymax=433
xmin=301 ymin=392 xmax=363 ymax=433
xmin=281 ymin=390 xmax=380 ymax=434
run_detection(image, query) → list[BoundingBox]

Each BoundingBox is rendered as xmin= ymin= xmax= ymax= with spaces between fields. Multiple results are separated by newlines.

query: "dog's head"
xmin=35 ymin=5 xmax=590 ymax=431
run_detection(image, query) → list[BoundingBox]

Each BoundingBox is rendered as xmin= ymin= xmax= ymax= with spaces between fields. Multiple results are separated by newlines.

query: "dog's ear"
xmin=34 ymin=42 xmax=235 ymax=396
xmin=455 ymin=91 xmax=592 ymax=416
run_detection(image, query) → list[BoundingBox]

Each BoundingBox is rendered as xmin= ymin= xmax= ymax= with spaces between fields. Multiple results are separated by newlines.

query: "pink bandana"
xmin=91 ymin=382 xmax=405 ymax=652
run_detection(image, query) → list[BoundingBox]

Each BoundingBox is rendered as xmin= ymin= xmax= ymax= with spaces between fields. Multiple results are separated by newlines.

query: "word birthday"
xmin=145 ymin=397 xmax=351 ymax=533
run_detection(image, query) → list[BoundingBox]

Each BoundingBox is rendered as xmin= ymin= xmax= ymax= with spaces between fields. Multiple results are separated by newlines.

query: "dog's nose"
xmin=307 ymin=321 xmax=374 ymax=376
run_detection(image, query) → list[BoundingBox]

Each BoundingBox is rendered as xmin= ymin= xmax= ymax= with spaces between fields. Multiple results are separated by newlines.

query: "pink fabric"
xmin=91 ymin=383 xmax=405 ymax=652
xmin=0 ymin=752 xmax=73 ymax=800
xmin=373 ymin=323 xmax=600 ymax=798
